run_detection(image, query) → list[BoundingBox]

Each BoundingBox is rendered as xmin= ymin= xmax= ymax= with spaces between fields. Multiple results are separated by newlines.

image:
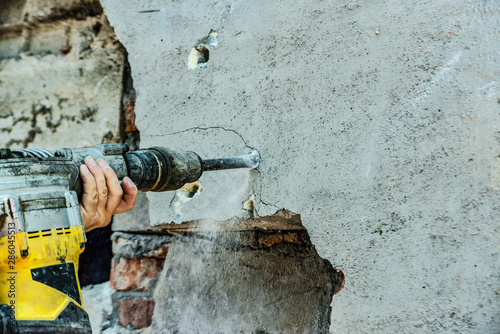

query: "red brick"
xmin=283 ymin=232 xmax=302 ymax=244
xmin=124 ymin=100 xmax=138 ymax=132
xmin=118 ymin=299 xmax=154 ymax=329
xmin=258 ymin=234 xmax=283 ymax=248
xmin=110 ymin=257 xmax=165 ymax=291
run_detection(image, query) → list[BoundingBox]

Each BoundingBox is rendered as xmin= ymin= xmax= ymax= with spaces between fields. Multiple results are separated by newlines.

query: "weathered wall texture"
xmin=0 ymin=1 xmax=140 ymax=332
xmin=106 ymin=211 xmax=344 ymax=334
xmin=102 ymin=0 xmax=500 ymax=333
xmin=0 ymin=0 xmax=137 ymax=150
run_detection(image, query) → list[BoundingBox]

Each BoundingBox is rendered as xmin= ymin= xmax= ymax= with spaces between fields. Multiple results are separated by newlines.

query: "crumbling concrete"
xmin=108 ymin=211 xmax=344 ymax=333
xmin=151 ymin=212 xmax=344 ymax=334
xmin=108 ymin=232 xmax=174 ymax=331
xmin=102 ymin=0 xmax=500 ymax=332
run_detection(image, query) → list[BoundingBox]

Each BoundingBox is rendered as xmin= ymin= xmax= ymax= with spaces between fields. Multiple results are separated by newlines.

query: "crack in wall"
xmin=154 ymin=126 xmax=284 ymax=215
xmin=153 ymin=125 xmax=283 ymax=215
xmin=156 ymin=126 xmax=255 ymax=151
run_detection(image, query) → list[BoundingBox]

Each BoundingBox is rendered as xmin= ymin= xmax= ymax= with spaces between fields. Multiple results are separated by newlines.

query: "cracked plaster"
xmin=102 ymin=0 xmax=500 ymax=332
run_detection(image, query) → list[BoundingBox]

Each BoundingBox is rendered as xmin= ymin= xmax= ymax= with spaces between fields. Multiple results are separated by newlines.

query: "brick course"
xmin=110 ymin=257 xmax=164 ymax=291
xmin=118 ymin=298 xmax=155 ymax=329
xmin=110 ymin=232 xmax=173 ymax=330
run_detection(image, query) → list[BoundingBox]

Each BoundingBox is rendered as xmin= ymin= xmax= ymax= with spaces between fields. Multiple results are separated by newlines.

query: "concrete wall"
xmin=1 ymin=0 xmax=498 ymax=333
xmin=102 ymin=0 xmax=499 ymax=333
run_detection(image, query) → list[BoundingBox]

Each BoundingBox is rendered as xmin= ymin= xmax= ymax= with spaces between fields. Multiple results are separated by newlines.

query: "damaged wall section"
xmin=102 ymin=0 xmax=500 ymax=333
xmin=0 ymin=0 xmax=139 ymax=288
xmin=106 ymin=210 xmax=344 ymax=334
xmin=0 ymin=0 xmax=138 ymax=150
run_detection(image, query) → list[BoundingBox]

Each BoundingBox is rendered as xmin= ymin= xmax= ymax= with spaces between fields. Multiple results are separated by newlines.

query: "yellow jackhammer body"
xmin=0 ymin=144 xmax=259 ymax=333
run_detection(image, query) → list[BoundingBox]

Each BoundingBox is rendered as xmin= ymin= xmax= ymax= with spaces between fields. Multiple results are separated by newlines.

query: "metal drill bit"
xmin=202 ymin=150 xmax=260 ymax=171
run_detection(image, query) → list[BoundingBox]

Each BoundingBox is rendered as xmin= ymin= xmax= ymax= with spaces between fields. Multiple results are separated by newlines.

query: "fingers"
xmin=85 ymin=157 xmax=108 ymax=215
xmin=114 ymin=177 xmax=138 ymax=214
xmin=80 ymin=163 xmax=98 ymax=216
xmin=80 ymin=157 xmax=138 ymax=232
xmin=97 ymin=159 xmax=123 ymax=216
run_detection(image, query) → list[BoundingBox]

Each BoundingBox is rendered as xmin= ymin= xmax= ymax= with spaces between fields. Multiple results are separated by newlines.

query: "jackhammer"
xmin=0 ymin=143 xmax=259 ymax=333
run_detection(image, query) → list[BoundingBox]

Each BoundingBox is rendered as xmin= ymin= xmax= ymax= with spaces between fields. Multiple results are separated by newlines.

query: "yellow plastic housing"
xmin=0 ymin=226 xmax=86 ymax=321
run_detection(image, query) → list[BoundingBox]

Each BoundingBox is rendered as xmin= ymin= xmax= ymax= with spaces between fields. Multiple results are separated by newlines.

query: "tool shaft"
xmin=202 ymin=151 xmax=260 ymax=171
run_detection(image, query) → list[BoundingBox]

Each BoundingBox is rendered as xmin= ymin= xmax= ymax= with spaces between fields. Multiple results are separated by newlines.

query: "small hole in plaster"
xmin=169 ymin=181 xmax=203 ymax=222
xmin=187 ymin=47 xmax=209 ymax=69
xmin=196 ymin=45 xmax=210 ymax=64
xmin=186 ymin=182 xmax=201 ymax=198
xmin=187 ymin=30 xmax=218 ymax=69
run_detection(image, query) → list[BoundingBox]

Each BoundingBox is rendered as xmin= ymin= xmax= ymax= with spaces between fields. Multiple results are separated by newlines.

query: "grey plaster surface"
xmin=0 ymin=52 xmax=124 ymax=149
xmin=102 ymin=0 xmax=500 ymax=332
xmin=0 ymin=11 xmax=126 ymax=150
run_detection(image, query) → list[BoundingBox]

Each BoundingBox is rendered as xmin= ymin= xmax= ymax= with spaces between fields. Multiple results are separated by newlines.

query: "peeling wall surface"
xmin=105 ymin=0 xmax=497 ymax=333
xmin=0 ymin=0 xmax=129 ymax=149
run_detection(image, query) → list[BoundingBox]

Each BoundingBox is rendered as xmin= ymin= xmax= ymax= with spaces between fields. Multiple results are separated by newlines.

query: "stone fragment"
xmin=111 ymin=231 xmax=173 ymax=258
xmin=144 ymin=246 xmax=169 ymax=259
xmin=0 ymin=52 xmax=124 ymax=149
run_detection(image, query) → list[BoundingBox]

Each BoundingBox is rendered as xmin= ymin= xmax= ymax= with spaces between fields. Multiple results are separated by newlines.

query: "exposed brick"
xmin=27 ymin=23 xmax=68 ymax=54
xmin=0 ymin=0 xmax=26 ymax=26
xmin=111 ymin=232 xmax=172 ymax=258
xmin=118 ymin=299 xmax=154 ymax=329
xmin=110 ymin=257 xmax=165 ymax=291
xmin=0 ymin=33 xmax=25 ymax=58
xmin=24 ymin=0 xmax=102 ymax=24
xmin=283 ymin=232 xmax=302 ymax=244
xmin=124 ymin=100 xmax=138 ymax=132
xmin=258 ymin=234 xmax=283 ymax=248
xmin=111 ymin=235 xmax=137 ymax=256
xmin=258 ymin=232 xmax=305 ymax=248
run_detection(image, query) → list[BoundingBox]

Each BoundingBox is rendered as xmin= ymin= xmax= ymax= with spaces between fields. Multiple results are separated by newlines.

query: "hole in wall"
xmin=187 ymin=29 xmax=218 ymax=69
xmin=169 ymin=181 xmax=203 ymax=222
xmin=196 ymin=45 xmax=210 ymax=64
xmin=152 ymin=209 xmax=345 ymax=333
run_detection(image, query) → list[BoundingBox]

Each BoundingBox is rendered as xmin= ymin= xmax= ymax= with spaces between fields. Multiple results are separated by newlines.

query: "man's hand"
xmin=79 ymin=156 xmax=138 ymax=232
